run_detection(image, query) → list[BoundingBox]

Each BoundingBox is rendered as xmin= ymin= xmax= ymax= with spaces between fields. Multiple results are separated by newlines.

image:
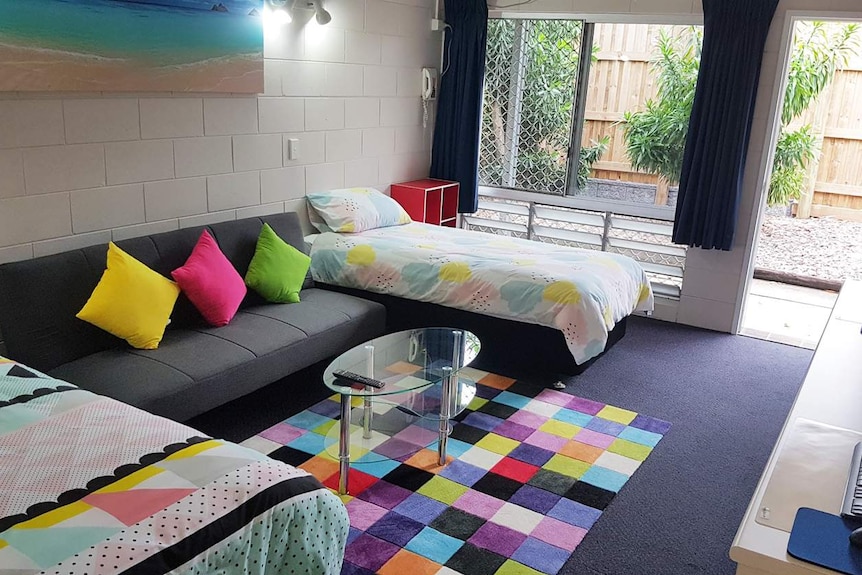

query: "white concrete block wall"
xmin=144 ymin=178 xmax=208 ymax=222
xmin=233 ymin=134 xmax=283 ymax=172
xmin=174 ymin=137 xmax=234 ymax=178
xmin=0 ymin=101 xmax=65 ymax=148
xmin=139 ymin=98 xmax=204 ymax=139
xmin=64 ymin=99 xmax=141 ymax=144
xmin=0 ymin=0 xmax=439 ymax=264
xmin=106 ymin=140 xmax=174 ymax=185
xmin=23 ymin=144 xmax=106 ymax=194
xmin=71 ymin=184 xmax=146 ymax=233
xmin=0 ymin=151 xmax=24 ymax=198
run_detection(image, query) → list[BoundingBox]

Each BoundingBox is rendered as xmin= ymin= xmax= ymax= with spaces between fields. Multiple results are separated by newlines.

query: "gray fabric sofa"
xmin=0 ymin=212 xmax=386 ymax=421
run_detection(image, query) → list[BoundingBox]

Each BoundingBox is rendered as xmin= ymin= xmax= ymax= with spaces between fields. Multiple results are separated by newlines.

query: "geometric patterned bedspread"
xmin=0 ymin=357 xmax=348 ymax=575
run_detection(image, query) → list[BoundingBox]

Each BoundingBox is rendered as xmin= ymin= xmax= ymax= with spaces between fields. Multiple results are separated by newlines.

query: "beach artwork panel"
xmin=0 ymin=0 xmax=264 ymax=93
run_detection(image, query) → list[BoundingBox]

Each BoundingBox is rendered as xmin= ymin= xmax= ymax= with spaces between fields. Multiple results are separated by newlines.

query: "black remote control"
xmin=332 ymin=369 xmax=385 ymax=389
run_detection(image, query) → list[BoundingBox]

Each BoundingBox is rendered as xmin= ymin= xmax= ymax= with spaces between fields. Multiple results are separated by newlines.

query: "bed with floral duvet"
xmin=0 ymin=357 xmax=347 ymax=575
xmin=310 ymin=222 xmax=654 ymax=365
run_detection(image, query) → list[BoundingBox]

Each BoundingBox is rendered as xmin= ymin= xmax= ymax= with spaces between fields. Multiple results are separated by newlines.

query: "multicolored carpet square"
xmin=242 ymin=367 xmax=670 ymax=575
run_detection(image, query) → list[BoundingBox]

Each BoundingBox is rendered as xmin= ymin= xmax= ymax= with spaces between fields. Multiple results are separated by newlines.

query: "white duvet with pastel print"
xmin=310 ymin=223 xmax=654 ymax=364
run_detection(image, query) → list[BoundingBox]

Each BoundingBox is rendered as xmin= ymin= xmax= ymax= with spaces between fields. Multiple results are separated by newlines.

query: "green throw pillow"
xmin=245 ymin=223 xmax=311 ymax=303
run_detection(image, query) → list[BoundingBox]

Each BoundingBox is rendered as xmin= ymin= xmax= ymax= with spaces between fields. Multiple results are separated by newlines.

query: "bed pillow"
xmin=306 ymin=187 xmax=411 ymax=233
xmin=307 ymin=205 xmax=334 ymax=233
xmin=245 ymin=223 xmax=311 ymax=303
xmin=171 ymin=230 xmax=246 ymax=327
xmin=77 ymin=242 xmax=180 ymax=350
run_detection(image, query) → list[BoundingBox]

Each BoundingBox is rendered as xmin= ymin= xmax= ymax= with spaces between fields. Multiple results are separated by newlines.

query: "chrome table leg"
xmin=438 ymin=366 xmax=453 ymax=465
xmin=338 ymin=393 xmax=350 ymax=495
xmin=363 ymin=345 xmax=374 ymax=439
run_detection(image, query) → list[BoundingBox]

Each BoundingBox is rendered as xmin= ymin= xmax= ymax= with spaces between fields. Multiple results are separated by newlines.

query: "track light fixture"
xmin=309 ymin=0 xmax=332 ymax=25
xmin=296 ymin=0 xmax=332 ymax=25
xmin=264 ymin=0 xmax=331 ymax=26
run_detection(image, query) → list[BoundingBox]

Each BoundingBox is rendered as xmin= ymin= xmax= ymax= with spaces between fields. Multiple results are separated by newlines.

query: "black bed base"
xmin=320 ymin=284 xmax=627 ymax=376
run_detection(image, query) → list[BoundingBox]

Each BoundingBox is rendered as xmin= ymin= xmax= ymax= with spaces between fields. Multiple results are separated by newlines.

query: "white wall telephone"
xmin=421 ymin=67 xmax=438 ymax=129
xmin=422 ymin=67 xmax=438 ymax=101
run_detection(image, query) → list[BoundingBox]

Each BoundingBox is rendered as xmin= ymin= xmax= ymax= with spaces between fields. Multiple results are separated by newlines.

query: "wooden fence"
xmin=583 ymin=22 xmax=862 ymax=221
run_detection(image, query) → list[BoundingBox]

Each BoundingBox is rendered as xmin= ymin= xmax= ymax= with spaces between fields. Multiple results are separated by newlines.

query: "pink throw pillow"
xmin=171 ymin=230 xmax=247 ymax=327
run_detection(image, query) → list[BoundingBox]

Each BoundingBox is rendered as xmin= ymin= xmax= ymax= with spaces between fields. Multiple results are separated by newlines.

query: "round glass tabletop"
xmin=323 ymin=327 xmax=480 ymax=397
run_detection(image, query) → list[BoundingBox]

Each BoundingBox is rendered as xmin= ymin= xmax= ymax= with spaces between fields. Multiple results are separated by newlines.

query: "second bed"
xmin=309 ymin=222 xmax=654 ymax=368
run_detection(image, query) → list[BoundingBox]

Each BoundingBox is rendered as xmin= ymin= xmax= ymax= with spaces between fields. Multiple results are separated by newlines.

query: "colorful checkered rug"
xmin=241 ymin=367 xmax=670 ymax=575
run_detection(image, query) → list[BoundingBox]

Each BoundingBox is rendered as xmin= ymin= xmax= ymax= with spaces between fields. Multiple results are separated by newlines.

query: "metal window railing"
xmin=463 ymin=193 xmax=685 ymax=299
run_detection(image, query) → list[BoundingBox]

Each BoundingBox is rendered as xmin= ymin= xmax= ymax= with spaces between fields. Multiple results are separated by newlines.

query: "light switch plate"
xmin=288 ymin=138 xmax=300 ymax=160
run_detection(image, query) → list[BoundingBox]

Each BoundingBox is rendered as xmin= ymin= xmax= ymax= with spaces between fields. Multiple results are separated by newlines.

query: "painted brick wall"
xmin=0 ymin=0 xmax=440 ymax=264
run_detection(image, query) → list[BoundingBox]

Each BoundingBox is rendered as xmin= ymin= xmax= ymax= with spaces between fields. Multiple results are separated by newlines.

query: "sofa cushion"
xmin=49 ymin=288 xmax=386 ymax=421
xmin=49 ymin=329 xmax=255 ymax=416
xmin=299 ymin=289 xmax=394 ymax=321
xmin=191 ymin=311 xmax=307 ymax=357
xmin=124 ymin=330 xmax=256 ymax=381
xmin=244 ymin=223 xmax=311 ymax=304
xmin=260 ymin=214 xmax=314 ymax=292
xmin=211 ymin=214 xmax=314 ymax=292
xmin=171 ymin=230 xmax=247 ymax=327
xmin=77 ymin=242 xmax=181 ymax=350
xmin=49 ymin=351 xmax=196 ymax=414
xmin=245 ymin=288 xmax=374 ymax=336
xmin=0 ymin=250 xmax=120 ymax=370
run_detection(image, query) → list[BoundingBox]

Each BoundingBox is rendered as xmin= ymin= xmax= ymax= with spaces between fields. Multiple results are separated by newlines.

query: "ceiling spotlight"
xmin=297 ymin=0 xmax=331 ymax=25
xmin=313 ymin=1 xmax=332 ymax=25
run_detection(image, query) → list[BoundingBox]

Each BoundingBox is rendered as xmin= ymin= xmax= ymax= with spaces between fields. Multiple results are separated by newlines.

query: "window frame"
xmin=565 ymin=21 xmax=595 ymax=196
xmin=480 ymin=13 xmax=704 ymax=221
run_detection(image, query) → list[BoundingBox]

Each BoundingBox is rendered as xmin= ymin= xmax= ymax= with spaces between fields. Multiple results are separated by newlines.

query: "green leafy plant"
xmin=578 ymin=136 xmax=610 ymax=189
xmin=622 ymin=22 xmax=859 ymax=206
xmin=783 ymin=22 xmax=859 ymax=124
xmin=766 ymin=21 xmax=859 ymax=205
xmin=770 ymin=126 xmax=818 ymax=206
xmin=623 ymin=29 xmax=701 ymax=185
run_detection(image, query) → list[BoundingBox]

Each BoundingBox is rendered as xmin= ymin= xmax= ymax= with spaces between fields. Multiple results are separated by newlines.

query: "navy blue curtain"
xmin=429 ymin=0 xmax=488 ymax=214
xmin=672 ymin=0 xmax=779 ymax=250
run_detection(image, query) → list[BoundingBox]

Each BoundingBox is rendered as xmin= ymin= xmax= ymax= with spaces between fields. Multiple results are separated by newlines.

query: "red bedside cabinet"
xmin=390 ymin=179 xmax=459 ymax=227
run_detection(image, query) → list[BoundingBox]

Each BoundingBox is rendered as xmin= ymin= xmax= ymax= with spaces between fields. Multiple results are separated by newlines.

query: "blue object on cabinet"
xmin=787 ymin=507 xmax=862 ymax=575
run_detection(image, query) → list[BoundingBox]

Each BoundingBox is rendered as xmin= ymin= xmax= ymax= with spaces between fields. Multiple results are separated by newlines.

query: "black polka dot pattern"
xmin=469 ymin=289 xmax=493 ymax=313
xmin=43 ymin=460 xmax=349 ymax=575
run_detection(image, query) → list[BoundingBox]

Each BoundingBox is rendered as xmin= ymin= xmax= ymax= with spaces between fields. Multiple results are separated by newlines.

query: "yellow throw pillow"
xmin=77 ymin=242 xmax=180 ymax=350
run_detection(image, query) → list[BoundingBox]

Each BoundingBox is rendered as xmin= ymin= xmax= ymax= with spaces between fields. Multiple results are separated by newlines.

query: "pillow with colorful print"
xmin=306 ymin=187 xmax=411 ymax=233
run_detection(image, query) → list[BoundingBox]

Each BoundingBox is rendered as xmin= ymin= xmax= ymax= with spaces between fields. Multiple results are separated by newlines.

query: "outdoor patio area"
xmin=741 ymin=279 xmax=838 ymax=349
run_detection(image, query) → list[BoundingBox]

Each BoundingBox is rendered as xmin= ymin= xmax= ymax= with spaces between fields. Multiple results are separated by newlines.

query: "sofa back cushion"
xmin=0 ymin=212 xmax=310 ymax=371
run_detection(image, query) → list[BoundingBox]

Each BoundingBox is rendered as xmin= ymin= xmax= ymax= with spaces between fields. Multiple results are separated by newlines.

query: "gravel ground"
xmin=755 ymin=214 xmax=862 ymax=281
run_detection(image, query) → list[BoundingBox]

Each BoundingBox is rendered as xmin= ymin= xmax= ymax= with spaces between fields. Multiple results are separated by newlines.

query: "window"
xmin=473 ymin=21 xmax=704 ymax=299
xmin=479 ymin=19 xmax=586 ymax=195
xmin=479 ymin=20 xmax=703 ymax=210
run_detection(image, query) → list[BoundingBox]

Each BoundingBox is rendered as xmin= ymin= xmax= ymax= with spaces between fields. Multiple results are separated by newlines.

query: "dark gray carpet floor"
xmin=188 ymin=316 xmax=813 ymax=575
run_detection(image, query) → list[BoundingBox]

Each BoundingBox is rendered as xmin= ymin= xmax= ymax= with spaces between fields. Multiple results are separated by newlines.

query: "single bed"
xmin=0 ymin=357 xmax=348 ymax=575
xmin=309 ymin=222 xmax=654 ymax=373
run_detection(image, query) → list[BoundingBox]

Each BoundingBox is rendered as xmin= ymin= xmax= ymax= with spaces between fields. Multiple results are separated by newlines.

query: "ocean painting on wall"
xmin=0 ymin=0 xmax=264 ymax=92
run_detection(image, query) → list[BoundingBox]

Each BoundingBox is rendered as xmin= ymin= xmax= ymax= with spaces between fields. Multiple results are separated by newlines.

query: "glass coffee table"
xmin=323 ymin=327 xmax=480 ymax=495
